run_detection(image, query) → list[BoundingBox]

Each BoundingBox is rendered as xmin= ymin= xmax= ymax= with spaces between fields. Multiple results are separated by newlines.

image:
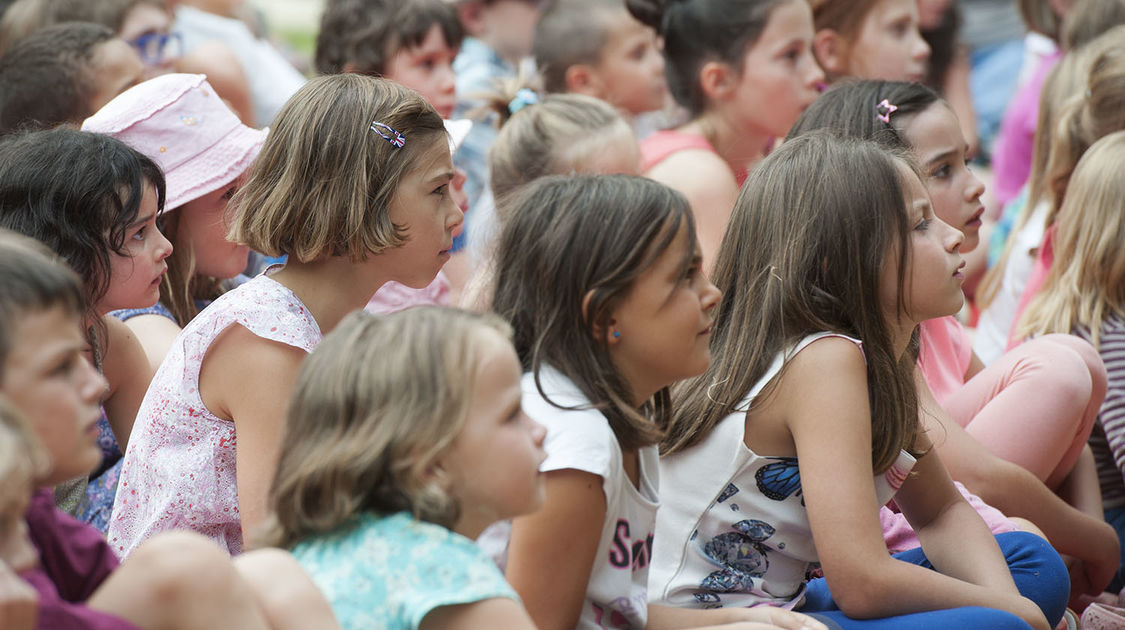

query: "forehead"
xmin=753 ymin=0 xmax=814 ymax=50
xmin=403 ymin=134 xmax=453 ymax=179
xmin=2 ymin=306 xmax=83 ymax=378
xmin=901 ymin=103 xmax=961 ymax=155
xmin=118 ymin=3 xmax=171 ymax=40
xmin=866 ymin=0 xmax=916 ymax=25
xmin=402 ymin=23 xmax=457 ymax=55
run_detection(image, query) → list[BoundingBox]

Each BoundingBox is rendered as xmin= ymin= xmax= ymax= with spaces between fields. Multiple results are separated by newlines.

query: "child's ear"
xmin=581 ymin=290 xmax=623 ymax=345
xmin=565 ymin=64 xmax=605 ymax=99
xmin=699 ymin=60 xmax=735 ymax=103
xmin=812 ymin=28 xmax=848 ymax=77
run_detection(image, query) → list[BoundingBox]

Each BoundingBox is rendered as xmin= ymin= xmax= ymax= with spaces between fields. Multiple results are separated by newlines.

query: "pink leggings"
xmin=943 ymin=334 xmax=1105 ymax=488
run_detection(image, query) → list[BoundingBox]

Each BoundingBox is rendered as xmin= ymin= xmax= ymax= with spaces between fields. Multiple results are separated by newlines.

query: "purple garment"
xmin=23 ymin=489 xmax=139 ymax=630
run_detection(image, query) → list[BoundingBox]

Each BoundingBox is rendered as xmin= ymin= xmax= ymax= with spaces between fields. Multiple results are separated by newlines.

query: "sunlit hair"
xmin=228 ymin=74 xmax=446 ymax=263
xmin=0 ymin=128 xmax=165 ymax=330
xmin=0 ymin=395 xmax=48 ymax=523
xmin=1062 ymin=0 xmax=1125 ymax=50
xmin=0 ymin=230 xmax=84 ymax=384
xmin=668 ymin=132 xmax=921 ymax=473
xmin=314 ymin=0 xmax=462 ymax=76
xmin=534 ymin=0 xmax=626 ymax=94
xmin=787 ymin=79 xmax=942 ymax=150
xmin=482 ymin=84 xmax=635 ymax=205
xmin=1018 ymin=0 xmax=1064 ymax=41
xmin=1017 ymin=132 xmax=1125 ymax=347
xmin=490 ymin=174 xmax=695 ymax=451
xmin=259 ymin=308 xmax=512 ymax=549
xmin=626 ymin=0 xmax=788 ymax=115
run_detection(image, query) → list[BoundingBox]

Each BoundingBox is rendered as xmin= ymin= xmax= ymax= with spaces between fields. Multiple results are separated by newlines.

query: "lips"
xmin=953 ymin=260 xmax=966 ymax=278
xmin=965 ymin=206 xmax=985 ymax=228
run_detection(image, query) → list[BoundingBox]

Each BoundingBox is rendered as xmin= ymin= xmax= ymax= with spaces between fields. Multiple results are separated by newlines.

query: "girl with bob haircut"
xmin=491 ymin=174 xmax=827 ymax=630
xmin=0 ymin=128 xmax=170 ymax=527
xmin=260 ymin=307 xmax=546 ymax=630
xmin=1019 ymin=131 xmax=1125 ymax=596
xmin=110 ymin=73 xmax=464 ymax=557
xmin=0 ymin=229 xmax=339 ymax=630
xmin=653 ymin=132 xmax=1069 ymax=629
xmin=626 ymin=0 xmax=824 ymax=266
xmin=787 ymin=80 xmax=1116 ymax=602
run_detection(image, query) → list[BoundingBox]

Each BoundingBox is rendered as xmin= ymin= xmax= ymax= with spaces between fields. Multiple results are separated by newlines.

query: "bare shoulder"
xmin=645 ymin=149 xmax=738 ymax=200
xmin=100 ymin=316 xmax=152 ymax=393
xmin=198 ymin=323 xmax=308 ymax=421
xmin=419 ymin=597 xmax=535 ymax=630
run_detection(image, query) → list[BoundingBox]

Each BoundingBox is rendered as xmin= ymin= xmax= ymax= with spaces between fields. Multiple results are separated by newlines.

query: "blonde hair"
xmin=228 ymin=74 xmax=446 ymax=263
xmin=260 ymin=308 xmax=512 ymax=549
xmin=1017 ymin=132 xmax=1125 ymax=347
xmin=0 ymin=395 xmax=48 ymax=520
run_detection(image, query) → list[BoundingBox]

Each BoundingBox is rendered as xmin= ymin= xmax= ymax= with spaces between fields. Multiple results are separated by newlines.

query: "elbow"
xmin=822 ymin=570 xmax=893 ymax=619
xmin=955 ymin=457 xmax=1021 ymax=507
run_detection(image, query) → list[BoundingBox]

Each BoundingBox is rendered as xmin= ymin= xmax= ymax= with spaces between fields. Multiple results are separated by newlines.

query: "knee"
xmin=1039 ymin=334 xmax=1107 ymax=399
xmin=127 ymin=531 xmax=243 ymax=606
xmin=1015 ymin=337 xmax=1100 ymax=415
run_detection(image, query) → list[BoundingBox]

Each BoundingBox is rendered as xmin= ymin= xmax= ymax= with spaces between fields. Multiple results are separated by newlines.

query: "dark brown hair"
xmin=315 ymin=0 xmax=463 ymax=76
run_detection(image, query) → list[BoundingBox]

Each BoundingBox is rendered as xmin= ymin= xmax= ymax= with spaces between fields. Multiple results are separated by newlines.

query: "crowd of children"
xmin=4 ymin=0 xmax=1125 ymax=628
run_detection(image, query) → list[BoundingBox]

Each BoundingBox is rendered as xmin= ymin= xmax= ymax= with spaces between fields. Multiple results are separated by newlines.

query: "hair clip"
xmin=875 ymin=99 xmax=898 ymax=124
xmin=508 ymin=88 xmax=539 ymax=115
xmin=370 ymin=121 xmax=406 ymax=148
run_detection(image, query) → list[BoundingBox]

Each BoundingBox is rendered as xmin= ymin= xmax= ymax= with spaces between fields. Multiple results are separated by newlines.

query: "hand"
xmin=1080 ymin=522 xmax=1121 ymax=596
xmin=722 ymin=607 xmax=828 ymax=630
xmin=0 ymin=564 xmax=37 ymax=630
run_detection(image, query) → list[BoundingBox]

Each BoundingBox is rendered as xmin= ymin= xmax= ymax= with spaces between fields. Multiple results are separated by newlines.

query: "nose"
xmin=155 ymin=226 xmax=173 ymax=261
xmin=438 ymin=62 xmax=456 ymax=95
xmin=528 ymin=415 xmax=547 ymax=449
xmin=965 ymin=168 xmax=985 ymax=202
xmin=700 ymin=275 xmax=722 ymax=312
xmin=446 ymin=193 xmax=465 ymax=237
xmin=802 ymin=50 xmax=825 ymax=89
xmin=80 ymin=355 xmax=110 ymax=405
xmin=941 ymin=217 xmax=964 ymax=252
xmin=913 ymin=32 xmax=931 ymax=64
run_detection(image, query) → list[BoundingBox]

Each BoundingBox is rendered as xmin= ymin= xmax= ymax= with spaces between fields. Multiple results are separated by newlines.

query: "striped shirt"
xmin=1075 ymin=318 xmax=1125 ymax=510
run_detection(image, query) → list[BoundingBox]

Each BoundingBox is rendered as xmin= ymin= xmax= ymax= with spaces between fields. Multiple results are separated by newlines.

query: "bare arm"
xmin=646 ymin=603 xmax=826 ymax=630
xmin=644 ymin=150 xmax=739 ymax=272
xmin=420 ymin=597 xmax=537 ymax=630
xmin=198 ymin=324 xmax=306 ymax=544
xmin=122 ymin=313 xmax=182 ymax=373
xmin=100 ymin=316 xmax=155 ymax=451
xmin=506 ymin=469 xmax=605 ymax=630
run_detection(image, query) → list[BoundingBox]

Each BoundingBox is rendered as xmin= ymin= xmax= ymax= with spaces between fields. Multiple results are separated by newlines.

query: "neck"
xmin=269 ymin=257 xmax=389 ymax=335
xmin=888 ymin=317 xmax=917 ymax=361
xmin=684 ymin=109 xmax=770 ymax=177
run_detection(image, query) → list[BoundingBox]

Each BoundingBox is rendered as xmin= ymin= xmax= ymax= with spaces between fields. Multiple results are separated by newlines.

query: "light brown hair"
xmin=228 ymin=74 xmax=446 ymax=263
xmin=260 ymin=308 xmax=512 ymax=549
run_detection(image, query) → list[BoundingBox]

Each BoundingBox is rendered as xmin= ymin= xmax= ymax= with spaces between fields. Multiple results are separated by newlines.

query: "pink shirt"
xmin=918 ymin=316 xmax=972 ymax=407
xmin=639 ymin=130 xmax=749 ymax=188
xmin=991 ymin=53 xmax=1061 ymax=207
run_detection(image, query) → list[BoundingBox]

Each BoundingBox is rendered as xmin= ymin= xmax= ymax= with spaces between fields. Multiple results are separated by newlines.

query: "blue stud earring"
xmin=613 ymin=331 xmax=621 ymax=339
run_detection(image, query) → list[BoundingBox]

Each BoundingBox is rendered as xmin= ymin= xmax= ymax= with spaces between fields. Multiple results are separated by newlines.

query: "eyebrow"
xmin=126 ymin=211 xmax=155 ymax=230
xmin=426 ymin=170 xmax=456 ymax=185
xmin=923 ymin=148 xmax=957 ymax=166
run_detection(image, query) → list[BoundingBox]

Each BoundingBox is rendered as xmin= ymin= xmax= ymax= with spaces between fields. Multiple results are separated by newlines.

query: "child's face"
xmin=586 ymin=11 xmax=667 ymax=116
xmin=384 ymin=24 xmax=459 ymax=119
xmin=901 ymin=103 xmax=985 ymax=252
xmin=441 ymin=331 xmax=546 ymax=538
xmin=843 ymin=0 xmax=930 ymax=82
xmin=729 ymin=0 xmax=823 ymax=139
xmin=100 ymin=183 xmax=173 ymax=314
xmin=608 ymin=223 xmax=721 ymax=404
xmin=86 ymin=38 xmax=145 ymax=116
xmin=0 ymin=307 xmax=107 ymax=487
xmin=476 ymin=0 xmax=541 ymax=64
xmin=374 ymin=137 xmax=463 ymax=289
xmin=880 ymin=167 xmax=965 ymax=328
xmin=176 ymin=180 xmax=251 ymax=280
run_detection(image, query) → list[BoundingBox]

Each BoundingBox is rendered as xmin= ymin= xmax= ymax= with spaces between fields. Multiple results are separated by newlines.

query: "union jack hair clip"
xmin=875 ymin=99 xmax=898 ymax=124
xmin=370 ymin=121 xmax=406 ymax=148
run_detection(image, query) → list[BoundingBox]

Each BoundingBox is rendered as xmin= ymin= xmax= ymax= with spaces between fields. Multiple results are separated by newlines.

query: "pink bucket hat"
xmin=82 ymin=73 xmax=267 ymax=212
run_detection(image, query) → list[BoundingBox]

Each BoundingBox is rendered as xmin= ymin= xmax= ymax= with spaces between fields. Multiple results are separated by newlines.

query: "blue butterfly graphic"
xmin=755 ymin=458 xmax=802 ymax=502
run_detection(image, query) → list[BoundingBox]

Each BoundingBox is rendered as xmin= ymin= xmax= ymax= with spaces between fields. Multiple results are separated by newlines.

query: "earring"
xmin=613 ymin=331 xmax=621 ymax=339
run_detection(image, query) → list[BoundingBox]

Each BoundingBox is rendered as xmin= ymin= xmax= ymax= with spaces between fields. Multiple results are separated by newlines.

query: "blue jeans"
xmin=800 ymin=532 xmax=1069 ymax=629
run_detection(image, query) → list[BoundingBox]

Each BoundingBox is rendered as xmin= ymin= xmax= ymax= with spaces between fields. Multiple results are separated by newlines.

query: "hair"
xmin=490 ymin=174 xmax=694 ymax=451
xmin=1018 ymin=0 xmax=1064 ymax=41
xmin=0 ymin=22 xmax=117 ymax=133
xmin=534 ymin=0 xmax=624 ymax=94
xmin=1062 ymin=0 xmax=1125 ymax=50
xmin=668 ymin=132 xmax=920 ymax=472
xmin=315 ymin=0 xmax=463 ymax=76
xmin=626 ymin=0 xmax=789 ymax=116
xmin=0 ymin=229 xmax=84 ymax=383
xmin=920 ymin=2 xmax=960 ymax=88
xmin=0 ymin=395 xmax=48 ymax=519
xmin=259 ymin=307 xmax=512 ymax=549
xmin=787 ymin=79 xmax=942 ymax=149
xmin=228 ymin=74 xmax=446 ymax=263
xmin=1017 ymin=132 xmax=1125 ymax=347
xmin=0 ymin=0 xmax=154 ymax=53
xmin=154 ymin=210 xmax=224 ymax=327
xmin=483 ymin=84 xmax=635 ymax=203
xmin=808 ymin=0 xmax=884 ymax=38
xmin=0 ymin=128 xmax=166 ymax=329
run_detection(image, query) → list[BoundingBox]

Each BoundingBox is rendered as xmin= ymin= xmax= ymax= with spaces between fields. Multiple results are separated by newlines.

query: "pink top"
xmin=109 ymin=273 xmax=321 ymax=557
xmin=639 ymin=129 xmax=749 ymax=188
xmin=991 ymin=53 xmax=1061 ymax=207
xmin=918 ymin=316 xmax=972 ymax=407
xmin=365 ymin=270 xmax=451 ymax=314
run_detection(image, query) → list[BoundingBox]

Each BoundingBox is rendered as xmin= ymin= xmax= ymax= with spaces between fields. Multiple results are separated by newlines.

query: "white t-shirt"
xmin=522 ymin=366 xmax=660 ymax=630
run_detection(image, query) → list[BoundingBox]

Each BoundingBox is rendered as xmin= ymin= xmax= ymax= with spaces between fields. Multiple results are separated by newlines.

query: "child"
xmin=788 ymin=80 xmax=1117 ymax=602
xmin=807 ymin=0 xmax=931 ymax=82
xmin=655 ymin=132 xmax=1071 ymax=629
xmin=0 ymin=22 xmax=143 ymax=133
xmin=109 ymin=74 xmax=463 ymax=557
xmin=82 ymin=73 xmax=268 ymax=371
xmin=627 ymin=0 xmax=824 ymax=266
xmin=491 ymin=174 xmax=827 ymax=630
xmin=0 ymin=128 xmax=171 ymax=528
xmin=0 ymin=228 xmax=339 ymax=630
xmin=533 ymin=0 xmax=667 ymax=118
xmin=259 ymin=307 xmax=545 ymax=630
xmin=1020 ymin=130 xmax=1125 ymax=596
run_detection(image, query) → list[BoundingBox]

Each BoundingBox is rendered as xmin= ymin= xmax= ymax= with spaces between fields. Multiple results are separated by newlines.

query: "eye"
xmin=914 ymin=217 xmax=932 ymax=232
xmin=930 ymin=164 xmax=951 ymax=180
xmin=131 ymin=225 xmax=147 ymax=241
xmin=433 ymin=183 xmax=449 ymax=198
xmin=220 ymin=186 xmax=237 ymax=201
xmin=629 ymin=44 xmax=647 ymax=60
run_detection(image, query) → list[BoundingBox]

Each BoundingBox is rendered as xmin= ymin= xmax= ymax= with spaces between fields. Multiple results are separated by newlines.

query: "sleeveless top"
xmin=639 ymin=130 xmax=749 ymax=188
xmin=108 ymin=273 xmax=321 ymax=556
xmin=650 ymin=333 xmax=916 ymax=610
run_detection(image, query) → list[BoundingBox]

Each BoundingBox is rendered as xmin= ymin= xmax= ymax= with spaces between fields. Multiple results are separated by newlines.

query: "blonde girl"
xmin=627 ymin=0 xmax=824 ymax=266
xmin=109 ymin=74 xmax=463 ymax=557
xmin=259 ymin=308 xmax=544 ymax=630
xmin=787 ymin=79 xmax=1116 ymax=604
xmin=0 ymin=229 xmax=338 ymax=630
xmin=492 ymin=174 xmax=826 ymax=630
xmin=83 ymin=72 xmax=267 ymax=372
xmin=1020 ymin=130 xmax=1125 ymax=595
xmin=655 ymin=132 xmax=1068 ymax=629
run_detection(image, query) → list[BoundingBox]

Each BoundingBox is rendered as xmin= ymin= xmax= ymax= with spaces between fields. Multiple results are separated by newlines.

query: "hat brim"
xmin=162 ymin=124 xmax=268 ymax=212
